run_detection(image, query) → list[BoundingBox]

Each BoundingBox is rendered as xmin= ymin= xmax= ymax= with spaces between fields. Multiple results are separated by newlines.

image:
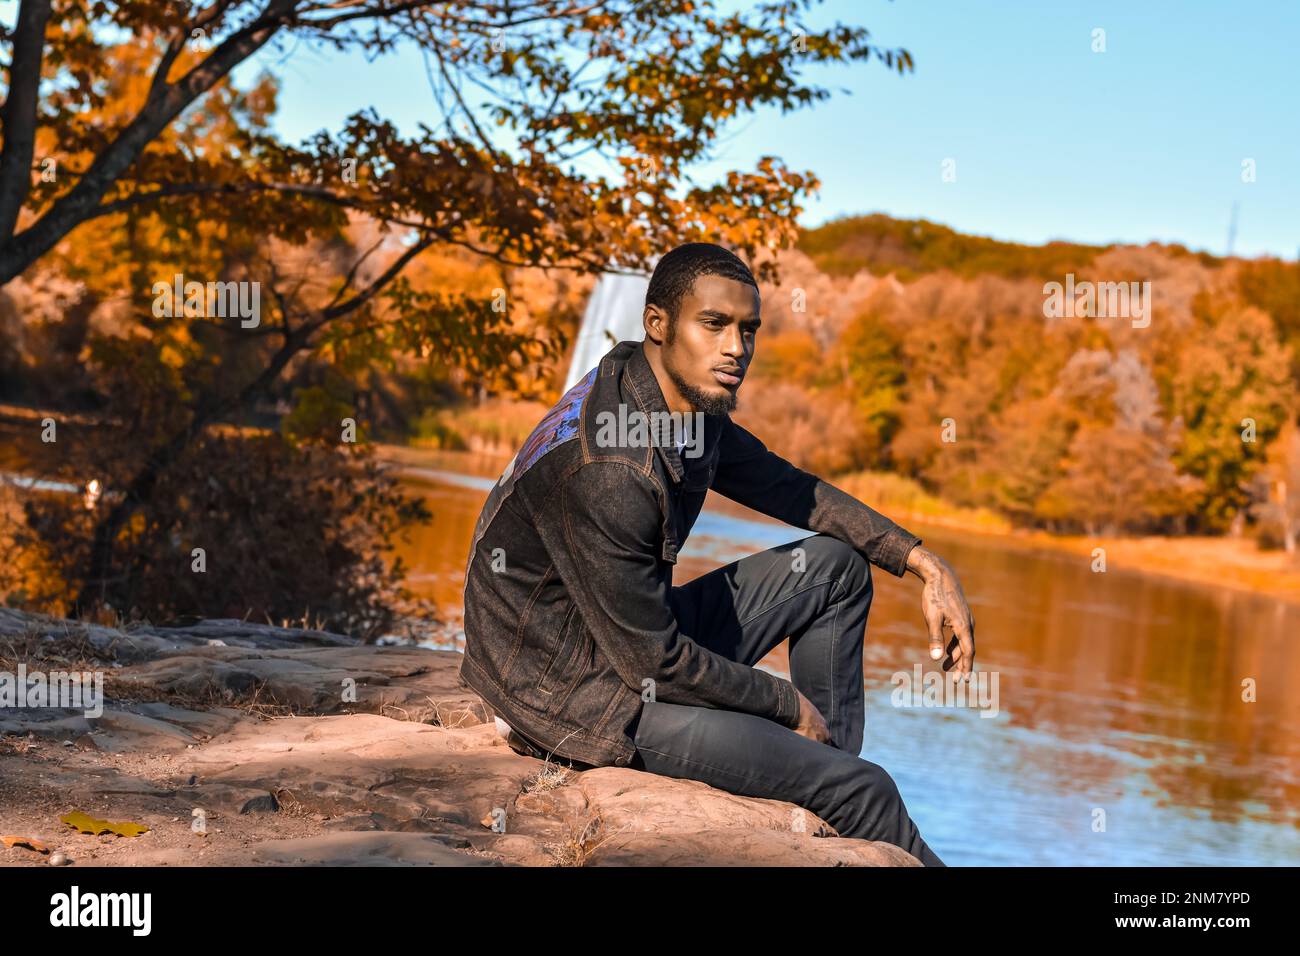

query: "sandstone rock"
xmin=248 ymin=832 xmax=501 ymax=866
xmin=0 ymin=608 xmax=921 ymax=867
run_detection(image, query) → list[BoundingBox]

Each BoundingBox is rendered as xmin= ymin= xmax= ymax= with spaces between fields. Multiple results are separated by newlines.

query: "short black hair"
xmin=645 ymin=243 xmax=758 ymax=333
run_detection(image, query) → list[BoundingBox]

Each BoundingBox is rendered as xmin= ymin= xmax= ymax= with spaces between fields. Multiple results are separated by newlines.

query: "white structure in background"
xmin=561 ymin=267 xmax=654 ymax=392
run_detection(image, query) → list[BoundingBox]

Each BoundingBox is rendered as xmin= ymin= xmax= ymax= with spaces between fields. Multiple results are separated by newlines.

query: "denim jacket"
xmin=458 ymin=339 xmax=922 ymax=767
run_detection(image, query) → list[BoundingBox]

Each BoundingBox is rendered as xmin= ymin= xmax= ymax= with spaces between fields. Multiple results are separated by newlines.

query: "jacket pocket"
xmin=537 ymin=601 xmax=580 ymax=696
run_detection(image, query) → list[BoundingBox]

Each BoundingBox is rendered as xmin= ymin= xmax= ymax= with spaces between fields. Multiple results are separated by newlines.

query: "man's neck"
xmin=642 ymin=342 xmax=694 ymax=416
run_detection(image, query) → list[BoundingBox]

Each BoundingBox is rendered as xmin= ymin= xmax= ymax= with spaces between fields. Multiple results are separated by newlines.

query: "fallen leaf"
xmin=59 ymin=812 xmax=150 ymax=838
xmin=2 ymin=835 xmax=50 ymax=854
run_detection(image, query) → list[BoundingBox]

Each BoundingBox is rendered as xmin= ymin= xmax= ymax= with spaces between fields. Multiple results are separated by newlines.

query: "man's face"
xmin=657 ymin=274 xmax=761 ymax=415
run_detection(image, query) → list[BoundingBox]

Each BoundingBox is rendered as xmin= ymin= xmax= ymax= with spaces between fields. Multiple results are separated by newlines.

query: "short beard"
xmin=665 ymin=359 xmax=737 ymax=415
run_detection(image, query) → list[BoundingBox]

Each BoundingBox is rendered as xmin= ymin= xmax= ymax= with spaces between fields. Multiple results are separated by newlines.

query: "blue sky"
xmin=236 ymin=0 xmax=1299 ymax=259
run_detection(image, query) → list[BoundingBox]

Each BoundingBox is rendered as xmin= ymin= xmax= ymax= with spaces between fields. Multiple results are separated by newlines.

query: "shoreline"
xmin=376 ymin=442 xmax=1300 ymax=607
xmin=2 ymin=408 xmax=1293 ymax=609
xmin=888 ymin=511 xmax=1300 ymax=607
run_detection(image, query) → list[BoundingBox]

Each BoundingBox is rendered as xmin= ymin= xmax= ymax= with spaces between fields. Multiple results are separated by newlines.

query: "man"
xmin=459 ymin=243 xmax=975 ymax=866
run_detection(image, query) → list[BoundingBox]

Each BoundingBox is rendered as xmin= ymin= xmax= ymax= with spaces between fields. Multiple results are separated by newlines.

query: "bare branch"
xmin=317 ymin=231 xmax=436 ymax=324
xmin=431 ymin=42 xmax=500 ymax=162
xmin=296 ymin=0 xmax=432 ymax=31
xmin=327 ymin=232 xmax=389 ymax=308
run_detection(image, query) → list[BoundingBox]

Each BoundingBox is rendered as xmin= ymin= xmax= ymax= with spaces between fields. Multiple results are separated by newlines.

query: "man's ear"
xmin=643 ymin=304 xmax=668 ymax=346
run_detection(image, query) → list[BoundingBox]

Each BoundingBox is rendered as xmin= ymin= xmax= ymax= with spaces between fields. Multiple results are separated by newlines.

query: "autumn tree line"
xmin=737 ymin=217 xmax=1299 ymax=546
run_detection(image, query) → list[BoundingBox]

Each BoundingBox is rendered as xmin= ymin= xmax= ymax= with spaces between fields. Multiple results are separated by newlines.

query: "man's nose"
xmin=721 ymin=326 xmax=744 ymax=359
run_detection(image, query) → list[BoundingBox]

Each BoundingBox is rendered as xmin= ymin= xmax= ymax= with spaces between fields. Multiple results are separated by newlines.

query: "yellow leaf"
xmin=60 ymin=812 xmax=151 ymax=838
xmin=2 ymin=835 xmax=50 ymax=853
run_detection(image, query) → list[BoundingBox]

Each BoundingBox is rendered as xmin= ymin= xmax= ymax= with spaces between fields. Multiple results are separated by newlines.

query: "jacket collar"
xmin=607 ymin=339 xmax=721 ymax=485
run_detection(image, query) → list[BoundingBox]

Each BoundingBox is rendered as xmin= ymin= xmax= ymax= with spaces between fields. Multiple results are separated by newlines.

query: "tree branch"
xmin=0 ymin=0 xmax=300 ymax=285
xmin=147 ymin=35 xmax=188 ymax=104
xmin=316 ymin=231 xmax=435 ymax=325
xmin=327 ymin=233 xmax=389 ymax=308
xmin=82 ymin=179 xmax=619 ymax=274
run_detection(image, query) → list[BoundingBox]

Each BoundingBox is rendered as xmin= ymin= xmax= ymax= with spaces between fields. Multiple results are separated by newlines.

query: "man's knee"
xmin=798 ymin=534 xmax=871 ymax=599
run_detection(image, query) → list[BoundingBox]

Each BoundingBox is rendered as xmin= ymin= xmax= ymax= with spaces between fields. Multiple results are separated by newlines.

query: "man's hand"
xmin=791 ymin=686 xmax=831 ymax=744
xmin=905 ymin=545 xmax=976 ymax=680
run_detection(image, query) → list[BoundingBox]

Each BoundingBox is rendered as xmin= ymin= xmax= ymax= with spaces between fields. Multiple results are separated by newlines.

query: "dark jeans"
xmin=626 ymin=533 xmax=946 ymax=866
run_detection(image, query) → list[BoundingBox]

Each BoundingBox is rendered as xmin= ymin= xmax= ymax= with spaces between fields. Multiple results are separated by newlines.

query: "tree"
xmin=1034 ymin=348 xmax=1198 ymax=534
xmin=1036 ymin=422 xmax=1195 ymax=535
xmin=979 ymin=394 xmax=1072 ymax=526
xmin=1166 ymin=296 xmax=1294 ymax=531
xmin=1237 ymin=257 xmax=1300 ymax=389
xmin=1252 ymin=416 xmax=1300 ymax=555
xmin=829 ymin=305 xmax=904 ymax=461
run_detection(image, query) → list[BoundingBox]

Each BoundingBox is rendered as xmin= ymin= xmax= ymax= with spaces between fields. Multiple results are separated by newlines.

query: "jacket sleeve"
xmin=711 ymin=418 xmax=922 ymax=578
xmin=530 ymin=458 xmax=802 ymax=728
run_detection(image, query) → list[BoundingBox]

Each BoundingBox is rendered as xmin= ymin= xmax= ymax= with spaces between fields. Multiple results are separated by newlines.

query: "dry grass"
xmin=0 ymin=621 xmax=120 ymax=669
xmin=427 ymin=696 xmax=487 ymax=729
xmin=0 ymin=734 xmax=45 ymax=757
xmin=549 ymin=810 xmax=622 ymax=867
xmin=514 ymin=758 xmax=636 ymax=867
xmin=837 ymin=469 xmax=1011 ymax=533
xmin=0 ymin=625 xmax=303 ymax=720
xmin=270 ymin=610 xmax=329 ymax=633
xmin=267 ymin=787 xmax=330 ymax=820
xmin=522 ymin=762 xmax=575 ymax=795
xmin=409 ymin=401 xmax=550 ymax=456
xmin=102 ymin=668 xmax=304 ymax=719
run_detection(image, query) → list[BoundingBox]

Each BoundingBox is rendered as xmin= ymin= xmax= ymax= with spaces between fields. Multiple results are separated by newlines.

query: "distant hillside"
xmin=796 ymin=213 xmax=1223 ymax=281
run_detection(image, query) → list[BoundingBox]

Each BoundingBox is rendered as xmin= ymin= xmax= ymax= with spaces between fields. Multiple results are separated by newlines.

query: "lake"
xmin=396 ymin=448 xmax=1300 ymax=867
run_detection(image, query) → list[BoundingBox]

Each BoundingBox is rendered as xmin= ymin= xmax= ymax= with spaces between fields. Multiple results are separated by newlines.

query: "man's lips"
xmin=713 ymin=368 xmax=743 ymax=386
